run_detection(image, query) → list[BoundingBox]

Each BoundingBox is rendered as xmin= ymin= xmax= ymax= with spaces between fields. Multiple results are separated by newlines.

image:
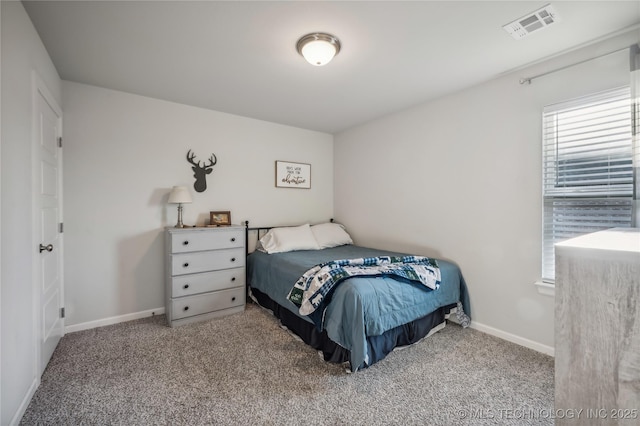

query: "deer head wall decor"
xmin=186 ymin=150 xmax=217 ymax=193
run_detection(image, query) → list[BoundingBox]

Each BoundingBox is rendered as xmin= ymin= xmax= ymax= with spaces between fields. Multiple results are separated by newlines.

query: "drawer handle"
xmin=231 ymin=297 xmax=236 ymax=302
xmin=183 ymin=262 xmax=189 ymax=268
xmin=183 ymin=284 xmax=189 ymax=290
xmin=231 ymin=277 xmax=236 ymax=282
xmin=231 ymin=257 xmax=236 ymax=262
xmin=183 ymin=240 xmax=189 ymax=245
xmin=231 ymin=237 xmax=236 ymax=242
xmin=183 ymin=306 xmax=189 ymax=311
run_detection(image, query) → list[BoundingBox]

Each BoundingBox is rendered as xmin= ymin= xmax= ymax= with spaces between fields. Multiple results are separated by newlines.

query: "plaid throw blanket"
xmin=287 ymin=256 xmax=441 ymax=317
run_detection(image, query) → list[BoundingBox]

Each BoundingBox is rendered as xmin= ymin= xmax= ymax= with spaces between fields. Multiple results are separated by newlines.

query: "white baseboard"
xmin=10 ymin=377 xmax=39 ymax=426
xmin=469 ymin=321 xmax=555 ymax=357
xmin=65 ymin=307 xmax=165 ymax=334
xmin=62 ymin=308 xmax=555 ymax=358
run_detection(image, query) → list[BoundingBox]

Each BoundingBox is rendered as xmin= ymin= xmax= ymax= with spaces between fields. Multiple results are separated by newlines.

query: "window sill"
xmin=535 ymin=280 xmax=555 ymax=297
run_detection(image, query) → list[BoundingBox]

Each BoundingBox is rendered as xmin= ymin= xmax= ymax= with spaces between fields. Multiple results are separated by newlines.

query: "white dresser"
xmin=555 ymin=228 xmax=640 ymax=425
xmin=165 ymin=226 xmax=246 ymax=327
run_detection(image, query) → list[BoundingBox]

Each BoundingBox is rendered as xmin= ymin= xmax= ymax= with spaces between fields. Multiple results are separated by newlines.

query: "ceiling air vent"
xmin=503 ymin=4 xmax=560 ymax=40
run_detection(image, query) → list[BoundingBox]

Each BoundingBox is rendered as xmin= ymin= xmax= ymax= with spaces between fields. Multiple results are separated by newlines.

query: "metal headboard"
xmin=244 ymin=219 xmax=335 ymax=298
xmin=243 ymin=218 xmax=334 ymax=259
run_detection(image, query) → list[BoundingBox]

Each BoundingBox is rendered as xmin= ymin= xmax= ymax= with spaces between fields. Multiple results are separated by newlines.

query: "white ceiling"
xmin=23 ymin=1 xmax=640 ymax=134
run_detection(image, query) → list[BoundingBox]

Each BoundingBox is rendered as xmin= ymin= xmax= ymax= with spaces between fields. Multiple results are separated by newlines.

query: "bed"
xmin=245 ymin=221 xmax=471 ymax=372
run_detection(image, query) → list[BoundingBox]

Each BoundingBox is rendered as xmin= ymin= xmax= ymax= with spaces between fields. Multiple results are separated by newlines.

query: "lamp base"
xmin=174 ymin=203 xmax=190 ymax=228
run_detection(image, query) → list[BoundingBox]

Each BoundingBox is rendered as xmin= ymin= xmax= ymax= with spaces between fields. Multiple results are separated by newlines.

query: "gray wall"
xmin=62 ymin=81 xmax=333 ymax=328
xmin=1 ymin=2 xmax=62 ymax=424
xmin=334 ymin=30 xmax=638 ymax=353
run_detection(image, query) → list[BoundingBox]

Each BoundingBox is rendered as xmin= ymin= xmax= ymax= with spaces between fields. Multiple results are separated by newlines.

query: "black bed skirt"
xmin=250 ymin=287 xmax=455 ymax=371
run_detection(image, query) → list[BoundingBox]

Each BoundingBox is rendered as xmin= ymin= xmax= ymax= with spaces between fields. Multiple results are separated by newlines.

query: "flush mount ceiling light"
xmin=296 ymin=33 xmax=341 ymax=66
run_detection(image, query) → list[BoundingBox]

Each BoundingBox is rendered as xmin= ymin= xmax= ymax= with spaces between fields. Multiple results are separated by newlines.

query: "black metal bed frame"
xmin=243 ymin=219 xmax=334 ymax=298
xmin=243 ymin=219 xmax=334 ymax=258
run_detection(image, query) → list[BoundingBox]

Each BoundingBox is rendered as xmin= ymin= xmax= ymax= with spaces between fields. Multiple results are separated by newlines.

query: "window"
xmin=542 ymin=87 xmax=634 ymax=282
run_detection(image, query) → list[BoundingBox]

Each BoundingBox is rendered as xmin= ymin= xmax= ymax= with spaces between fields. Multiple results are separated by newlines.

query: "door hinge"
xmin=59 ymin=222 xmax=64 ymax=233
xmin=58 ymin=137 xmax=62 ymax=148
xmin=60 ymin=307 xmax=65 ymax=318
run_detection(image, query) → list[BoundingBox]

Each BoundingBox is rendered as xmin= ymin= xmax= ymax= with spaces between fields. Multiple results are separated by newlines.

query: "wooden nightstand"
xmin=165 ymin=226 xmax=246 ymax=327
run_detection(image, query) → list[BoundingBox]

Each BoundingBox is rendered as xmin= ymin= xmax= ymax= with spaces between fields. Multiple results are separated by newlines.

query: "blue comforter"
xmin=247 ymin=245 xmax=470 ymax=371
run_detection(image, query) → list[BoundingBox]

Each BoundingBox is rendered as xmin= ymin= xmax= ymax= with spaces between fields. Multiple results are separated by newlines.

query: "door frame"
xmin=31 ymin=71 xmax=64 ymax=379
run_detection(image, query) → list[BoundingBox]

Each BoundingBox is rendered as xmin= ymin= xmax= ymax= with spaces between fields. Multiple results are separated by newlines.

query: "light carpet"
xmin=21 ymin=303 xmax=554 ymax=425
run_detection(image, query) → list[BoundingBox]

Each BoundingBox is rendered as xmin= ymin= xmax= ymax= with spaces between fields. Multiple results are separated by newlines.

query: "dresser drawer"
xmin=171 ymin=248 xmax=245 ymax=275
xmin=170 ymin=228 xmax=244 ymax=253
xmin=171 ymin=268 xmax=245 ymax=297
xmin=171 ymin=287 xmax=245 ymax=320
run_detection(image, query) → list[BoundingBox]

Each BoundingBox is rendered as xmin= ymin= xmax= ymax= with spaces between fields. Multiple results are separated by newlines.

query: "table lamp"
xmin=168 ymin=186 xmax=192 ymax=228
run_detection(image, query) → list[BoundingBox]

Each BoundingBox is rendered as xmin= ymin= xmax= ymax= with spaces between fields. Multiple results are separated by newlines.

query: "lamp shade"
xmin=296 ymin=33 xmax=341 ymax=66
xmin=168 ymin=186 xmax=192 ymax=204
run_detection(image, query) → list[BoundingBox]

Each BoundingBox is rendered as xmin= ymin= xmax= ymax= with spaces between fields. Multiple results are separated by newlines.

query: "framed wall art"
xmin=275 ymin=161 xmax=311 ymax=189
xmin=209 ymin=211 xmax=231 ymax=226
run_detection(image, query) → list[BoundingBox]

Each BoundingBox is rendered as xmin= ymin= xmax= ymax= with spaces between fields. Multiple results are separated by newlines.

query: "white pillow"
xmin=311 ymin=223 xmax=353 ymax=249
xmin=259 ymin=224 xmax=320 ymax=254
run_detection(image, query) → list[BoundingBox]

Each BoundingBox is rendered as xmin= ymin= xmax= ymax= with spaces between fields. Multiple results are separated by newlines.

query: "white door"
xmin=35 ymin=81 xmax=64 ymax=374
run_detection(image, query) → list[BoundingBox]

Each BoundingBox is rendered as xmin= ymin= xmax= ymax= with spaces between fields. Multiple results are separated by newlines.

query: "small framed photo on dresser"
xmin=209 ymin=211 xmax=231 ymax=226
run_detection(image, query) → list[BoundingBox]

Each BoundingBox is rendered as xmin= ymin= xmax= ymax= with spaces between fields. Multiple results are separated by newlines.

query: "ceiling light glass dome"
xmin=296 ymin=33 xmax=341 ymax=66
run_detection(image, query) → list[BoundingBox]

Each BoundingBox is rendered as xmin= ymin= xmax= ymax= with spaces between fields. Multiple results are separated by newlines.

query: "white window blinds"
xmin=542 ymin=87 xmax=633 ymax=282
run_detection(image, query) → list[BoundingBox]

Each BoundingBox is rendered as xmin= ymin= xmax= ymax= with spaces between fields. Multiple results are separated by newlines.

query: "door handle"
xmin=39 ymin=243 xmax=53 ymax=253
